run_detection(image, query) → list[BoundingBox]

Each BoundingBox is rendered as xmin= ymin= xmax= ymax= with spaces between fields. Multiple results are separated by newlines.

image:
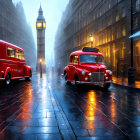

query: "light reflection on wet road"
xmin=0 ymin=72 xmax=140 ymax=140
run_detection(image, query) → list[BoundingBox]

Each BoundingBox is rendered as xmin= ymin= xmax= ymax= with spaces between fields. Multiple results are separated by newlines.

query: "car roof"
xmin=70 ymin=50 xmax=103 ymax=56
xmin=0 ymin=40 xmax=24 ymax=51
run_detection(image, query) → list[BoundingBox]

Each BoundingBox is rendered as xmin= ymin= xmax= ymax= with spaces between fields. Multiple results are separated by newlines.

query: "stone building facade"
xmin=133 ymin=0 xmax=140 ymax=78
xmin=0 ymin=0 xmax=36 ymax=69
xmin=55 ymin=0 xmax=140 ymax=80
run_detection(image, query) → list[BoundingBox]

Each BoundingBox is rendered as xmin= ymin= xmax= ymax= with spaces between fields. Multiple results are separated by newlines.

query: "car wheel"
xmin=25 ymin=70 xmax=32 ymax=81
xmin=75 ymin=75 xmax=80 ymax=89
xmin=5 ymin=74 xmax=11 ymax=85
xmin=104 ymin=83 xmax=110 ymax=90
xmin=64 ymin=72 xmax=70 ymax=84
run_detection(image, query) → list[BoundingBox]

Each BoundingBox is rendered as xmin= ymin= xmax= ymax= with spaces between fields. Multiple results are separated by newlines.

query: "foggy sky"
xmin=12 ymin=0 xmax=69 ymax=66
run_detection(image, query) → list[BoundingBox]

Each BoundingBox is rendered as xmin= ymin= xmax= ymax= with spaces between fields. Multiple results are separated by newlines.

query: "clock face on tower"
xmin=43 ymin=22 xmax=46 ymax=28
xmin=36 ymin=22 xmax=46 ymax=29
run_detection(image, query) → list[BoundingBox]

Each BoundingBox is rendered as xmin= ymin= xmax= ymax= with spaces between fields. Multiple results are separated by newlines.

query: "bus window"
xmin=15 ymin=49 xmax=19 ymax=59
xmin=21 ymin=52 xmax=25 ymax=60
xmin=7 ymin=47 xmax=15 ymax=58
xmin=18 ymin=51 xmax=22 ymax=60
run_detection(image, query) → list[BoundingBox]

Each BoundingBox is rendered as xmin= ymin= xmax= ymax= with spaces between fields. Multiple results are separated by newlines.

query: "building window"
xmin=117 ymin=0 xmax=121 ymax=3
xmin=135 ymin=16 xmax=138 ymax=26
xmin=136 ymin=0 xmax=140 ymax=11
xmin=99 ymin=8 xmax=102 ymax=16
xmin=116 ymin=11 xmax=119 ymax=21
xmin=109 ymin=3 xmax=111 ymax=9
xmin=122 ymin=7 xmax=125 ymax=18
xmin=90 ymin=1 xmax=92 ymax=9
xmin=117 ymin=30 xmax=119 ymax=39
xmin=112 ymin=30 xmax=114 ymax=41
xmin=122 ymin=25 xmax=126 ymax=36
xmin=121 ymin=42 xmax=126 ymax=59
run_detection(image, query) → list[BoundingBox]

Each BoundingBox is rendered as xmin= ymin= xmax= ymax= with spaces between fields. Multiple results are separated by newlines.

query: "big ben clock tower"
xmin=36 ymin=5 xmax=46 ymax=72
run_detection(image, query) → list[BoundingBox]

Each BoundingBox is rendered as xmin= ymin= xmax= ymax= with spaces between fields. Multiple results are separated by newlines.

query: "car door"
xmin=68 ymin=55 xmax=79 ymax=81
xmin=72 ymin=55 xmax=79 ymax=80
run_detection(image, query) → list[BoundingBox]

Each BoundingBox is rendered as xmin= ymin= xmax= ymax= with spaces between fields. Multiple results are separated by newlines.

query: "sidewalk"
xmin=113 ymin=76 xmax=140 ymax=90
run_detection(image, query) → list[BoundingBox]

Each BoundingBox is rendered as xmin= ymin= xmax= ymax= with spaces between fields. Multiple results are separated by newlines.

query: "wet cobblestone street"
xmin=0 ymin=73 xmax=140 ymax=140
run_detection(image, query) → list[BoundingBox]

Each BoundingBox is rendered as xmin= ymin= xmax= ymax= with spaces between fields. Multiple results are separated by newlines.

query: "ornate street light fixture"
xmin=40 ymin=59 xmax=42 ymax=78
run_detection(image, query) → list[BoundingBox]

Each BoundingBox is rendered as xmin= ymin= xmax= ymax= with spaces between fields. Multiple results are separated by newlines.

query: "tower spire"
xmin=37 ymin=3 xmax=45 ymax=21
xmin=39 ymin=3 xmax=43 ymax=15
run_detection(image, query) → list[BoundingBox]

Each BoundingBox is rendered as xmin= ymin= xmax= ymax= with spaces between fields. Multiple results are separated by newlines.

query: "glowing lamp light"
xmin=40 ymin=59 xmax=42 ymax=63
xmin=90 ymin=36 xmax=94 ymax=42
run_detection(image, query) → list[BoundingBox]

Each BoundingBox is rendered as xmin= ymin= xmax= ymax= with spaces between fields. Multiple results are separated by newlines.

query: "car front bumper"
xmin=76 ymin=80 xmax=113 ymax=86
xmin=0 ymin=78 xmax=5 ymax=81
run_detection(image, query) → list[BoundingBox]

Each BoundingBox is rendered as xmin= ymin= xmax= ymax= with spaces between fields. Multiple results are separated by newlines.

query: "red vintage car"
xmin=63 ymin=47 xmax=113 ymax=89
xmin=0 ymin=40 xmax=32 ymax=85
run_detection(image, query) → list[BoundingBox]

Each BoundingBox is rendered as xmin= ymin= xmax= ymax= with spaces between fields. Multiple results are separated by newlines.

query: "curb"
xmin=112 ymin=83 xmax=140 ymax=92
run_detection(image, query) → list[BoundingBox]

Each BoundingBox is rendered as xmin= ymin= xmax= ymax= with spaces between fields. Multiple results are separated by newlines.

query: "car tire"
xmin=104 ymin=83 xmax=110 ymax=90
xmin=25 ymin=70 xmax=32 ymax=81
xmin=5 ymin=73 xmax=11 ymax=85
xmin=75 ymin=75 xmax=81 ymax=89
xmin=64 ymin=72 xmax=70 ymax=85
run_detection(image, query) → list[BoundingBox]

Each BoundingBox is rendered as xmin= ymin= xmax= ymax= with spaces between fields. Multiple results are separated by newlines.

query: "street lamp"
xmin=40 ymin=59 xmax=42 ymax=78
xmin=128 ymin=0 xmax=135 ymax=84
xmin=90 ymin=34 xmax=93 ymax=47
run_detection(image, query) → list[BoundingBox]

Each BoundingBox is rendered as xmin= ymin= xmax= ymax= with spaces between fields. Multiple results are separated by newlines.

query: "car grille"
xmin=90 ymin=72 xmax=104 ymax=84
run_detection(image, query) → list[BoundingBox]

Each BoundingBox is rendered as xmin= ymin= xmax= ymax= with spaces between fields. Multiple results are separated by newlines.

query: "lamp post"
xmin=128 ymin=0 xmax=135 ymax=84
xmin=90 ymin=34 xmax=93 ymax=47
xmin=40 ymin=59 xmax=42 ymax=78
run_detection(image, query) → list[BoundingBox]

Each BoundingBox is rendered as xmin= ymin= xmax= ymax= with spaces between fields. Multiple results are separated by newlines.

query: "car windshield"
xmin=80 ymin=54 xmax=104 ymax=64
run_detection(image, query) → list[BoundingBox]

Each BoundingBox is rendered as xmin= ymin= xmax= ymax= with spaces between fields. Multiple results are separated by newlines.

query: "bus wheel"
xmin=5 ymin=74 xmax=11 ymax=85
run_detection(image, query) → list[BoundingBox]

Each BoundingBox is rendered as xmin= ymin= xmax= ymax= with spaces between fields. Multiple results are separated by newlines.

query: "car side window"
xmin=73 ymin=56 xmax=79 ymax=64
xmin=70 ymin=55 xmax=73 ymax=63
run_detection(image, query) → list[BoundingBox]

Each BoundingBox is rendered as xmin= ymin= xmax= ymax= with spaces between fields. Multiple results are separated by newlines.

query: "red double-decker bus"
xmin=0 ymin=40 xmax=32 ymax=85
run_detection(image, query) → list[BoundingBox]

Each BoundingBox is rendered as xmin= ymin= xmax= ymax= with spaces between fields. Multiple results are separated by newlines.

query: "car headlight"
xmin=106 ymin=77 xmax=109 ymax=80
xmin=109 ymin=72 xmax=112 ymax=75
xmin=88 ymin=72 xmax=92 ymax=76
xmin=81 ymin=70 xmax=86 ymax=75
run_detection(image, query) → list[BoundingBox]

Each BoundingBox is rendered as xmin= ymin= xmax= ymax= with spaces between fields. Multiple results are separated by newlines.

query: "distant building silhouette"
xmin=0 ymin=0 xmax=36 ymax=70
